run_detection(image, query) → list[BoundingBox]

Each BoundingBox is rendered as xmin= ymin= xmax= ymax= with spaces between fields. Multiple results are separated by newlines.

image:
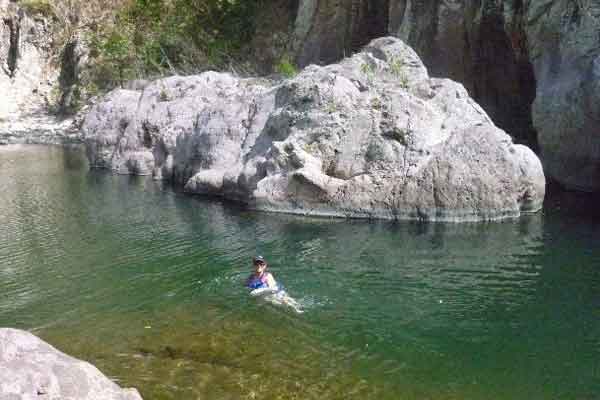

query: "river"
xmin=0 ymin=145 xmax=598 ymax=399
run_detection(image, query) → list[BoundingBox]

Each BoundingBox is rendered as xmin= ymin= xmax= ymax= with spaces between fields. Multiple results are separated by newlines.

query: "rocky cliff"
xmin=0 ymin=0 xmax=52 ymax=118
xmin=0 ymin=328 xmax=142 ymax=400
xmin=0 ymin=0 xmax=84 ymax=144
xmin=83 ymin=37 xmax=545 ymax=222
xmin=290 ymin=0 xmax=600 ymax=192
xmin=4 ymin=0 xmax=596 ymax=194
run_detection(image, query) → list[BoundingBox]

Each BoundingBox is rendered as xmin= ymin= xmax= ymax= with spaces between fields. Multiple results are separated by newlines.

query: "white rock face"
xmin=0 ymin=2 xmax=82 ymax=144
xmin=83 ymin=37 xmax=545 ymax=222
xmin=0 ymin=328 xmax=142 ymax=400
xmin=0 ymin=2 xmax=55 ymax=120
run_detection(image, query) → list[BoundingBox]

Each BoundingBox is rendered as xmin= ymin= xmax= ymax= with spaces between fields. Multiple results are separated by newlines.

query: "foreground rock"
xmin=83 ymin=37 xmax=545 ymax=222
xmin=0 ymin=328 xmax=142 ymax=400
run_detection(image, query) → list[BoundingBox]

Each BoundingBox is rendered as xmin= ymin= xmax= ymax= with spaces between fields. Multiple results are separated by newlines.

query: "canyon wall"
xmin=2 ymin=0 xmax=599 ymax=192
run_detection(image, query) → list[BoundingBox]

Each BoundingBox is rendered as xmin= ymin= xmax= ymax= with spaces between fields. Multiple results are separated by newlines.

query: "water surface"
xmin=0 ymin=145 xmax=598 ymax=399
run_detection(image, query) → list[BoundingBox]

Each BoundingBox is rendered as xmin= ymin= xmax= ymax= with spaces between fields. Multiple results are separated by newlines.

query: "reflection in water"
xmin=0 ymin=146 xmax=598 ymax=400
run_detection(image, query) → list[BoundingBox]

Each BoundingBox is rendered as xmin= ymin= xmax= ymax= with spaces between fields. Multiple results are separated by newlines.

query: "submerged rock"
xmin=0 ymin=328 xmax=142 ymax=400
xmin=83 ymin=37 xmax=545 ymax=222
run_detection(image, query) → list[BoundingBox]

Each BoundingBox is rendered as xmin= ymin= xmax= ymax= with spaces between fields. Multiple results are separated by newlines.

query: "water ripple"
xmin=0 ymin=146 xmax=599 ymax=399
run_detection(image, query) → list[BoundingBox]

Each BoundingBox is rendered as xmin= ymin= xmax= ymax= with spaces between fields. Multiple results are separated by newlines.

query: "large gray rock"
xmin=290 ymin=1 xmax=600 ymax=193
xmin=83 ymin=37 xmax=545 ymax=222
xmin=0 ymin=328 xmax=142 ymax=400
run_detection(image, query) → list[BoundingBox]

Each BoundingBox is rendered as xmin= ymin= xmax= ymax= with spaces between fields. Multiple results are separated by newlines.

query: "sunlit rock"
xmin=83 ymin=37 xmax=545 ymax=222
xmin=0 ymin=328 xmax=142 ymax=400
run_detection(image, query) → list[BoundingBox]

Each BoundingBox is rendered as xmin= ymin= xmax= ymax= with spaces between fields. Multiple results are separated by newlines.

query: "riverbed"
xmin=0 ymin=145 xmax=598 ymax=399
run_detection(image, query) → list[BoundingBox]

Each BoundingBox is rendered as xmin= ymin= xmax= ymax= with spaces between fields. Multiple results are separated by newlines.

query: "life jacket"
xmin=246 ymin=273 xmax=269 ymax=290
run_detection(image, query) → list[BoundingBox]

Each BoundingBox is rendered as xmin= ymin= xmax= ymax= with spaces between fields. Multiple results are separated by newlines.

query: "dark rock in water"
xmin=0 ymin=328 xmax=142 ymax=400
xmin=83 ymin=37 xmax=545 ymax=222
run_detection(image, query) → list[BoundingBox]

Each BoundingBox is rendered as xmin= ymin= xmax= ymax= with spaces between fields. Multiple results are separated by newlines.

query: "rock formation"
xmin=2 ymin=0 xmax=596 ymax=194
xmin=0 ymin=0 xmax=83 ymax=144
xmin=0 ymin=328 xmax=142 ymax=400
xmin=290 ymin=1 xmax=600 ymax=192
xmin=0 ymin=0 xmax=55 ymax=120
xmin=84 ymin=37 xmax=545 ymax=222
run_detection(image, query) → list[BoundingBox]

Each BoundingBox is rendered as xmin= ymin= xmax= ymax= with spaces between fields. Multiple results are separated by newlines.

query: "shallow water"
xmin=0 ymin=145 xmax=598 ymax=400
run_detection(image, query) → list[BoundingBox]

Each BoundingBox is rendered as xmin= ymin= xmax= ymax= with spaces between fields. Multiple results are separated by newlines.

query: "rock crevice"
xmin=3 ymin=12 xmax=20 ymax=78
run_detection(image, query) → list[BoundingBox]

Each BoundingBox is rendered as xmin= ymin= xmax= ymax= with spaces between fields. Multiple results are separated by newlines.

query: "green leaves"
xmin=88 ymin=0 xmax=260 ymax=88
xmin=19 ymin=0 xmax=55 ymax=18
xmin=275 ymin=56 xmax=297 ymax=78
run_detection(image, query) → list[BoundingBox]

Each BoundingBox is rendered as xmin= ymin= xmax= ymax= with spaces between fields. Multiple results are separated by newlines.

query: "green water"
xmin=0 ymin=145 xmax=598 ymax=400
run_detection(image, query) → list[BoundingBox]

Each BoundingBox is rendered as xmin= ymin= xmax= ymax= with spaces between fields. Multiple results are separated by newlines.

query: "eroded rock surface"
xmin=83 ymin=37 xmax=544 ymax=222
xmin=0 ymin=328 xmax=142 ymax=400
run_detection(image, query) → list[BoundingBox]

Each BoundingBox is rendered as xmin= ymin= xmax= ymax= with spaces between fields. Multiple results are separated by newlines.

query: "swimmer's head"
xmin=252 ymin=255 xmax=267 ymax=272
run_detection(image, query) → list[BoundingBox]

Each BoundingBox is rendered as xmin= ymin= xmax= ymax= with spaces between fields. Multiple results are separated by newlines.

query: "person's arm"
xmin=265 ymin=273 xmax=278 ymax=289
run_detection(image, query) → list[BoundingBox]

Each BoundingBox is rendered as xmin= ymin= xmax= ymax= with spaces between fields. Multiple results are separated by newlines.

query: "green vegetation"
xmin=275 ymin=56 xmax=297 ymax=78
xmin=360 ymin=61 xmax=375 ymax=84
xmin=19 ymin=0 xmax=54 ymax=17
xmin=389 ymin=57 xmax=403 ymax=76
xmin=87 ymin=0 xmax=261 ymax=89
xmin=389 ymin=57 xmax=409 ymax=89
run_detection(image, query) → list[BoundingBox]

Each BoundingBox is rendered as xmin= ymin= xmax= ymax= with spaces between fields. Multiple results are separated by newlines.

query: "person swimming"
xmin=246 ymin=255 xmax=278 ymax=291
xmin=245 ymin=255 xmax=304 ymax=313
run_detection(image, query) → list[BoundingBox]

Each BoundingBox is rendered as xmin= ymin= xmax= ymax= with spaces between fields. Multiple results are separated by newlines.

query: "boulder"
xmin=83 ymin=37 xmax=545 ymax=222
xmin=0 ymin=328 xmax=142 ymax=400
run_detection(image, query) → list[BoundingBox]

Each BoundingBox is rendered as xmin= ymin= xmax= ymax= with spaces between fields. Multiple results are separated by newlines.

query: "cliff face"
xmin=2 ymin=0 xmax=598 ymax=193
xmin=0 ymin=0 xmax=55 ymax=119
xmin=0 ymin=0 xmax=84 ymax=143
xmin=292 ymin=0 xmax=600 ymax=192
xmin=293 ymin=0 xmax=389 ymax=66
xmin=527 ymin=1 xmax=600 ymax=192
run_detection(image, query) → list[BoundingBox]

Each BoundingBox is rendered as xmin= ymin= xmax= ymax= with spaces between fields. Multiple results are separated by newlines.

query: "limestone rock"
xmin=83 ymin=37 xmax=545 ymax=222
xmin=0 ymin=328 xmax=142 ymax=400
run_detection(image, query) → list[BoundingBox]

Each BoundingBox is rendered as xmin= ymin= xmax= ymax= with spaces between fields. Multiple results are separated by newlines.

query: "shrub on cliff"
xmin=19 ymin=0 xmax=54 ymax=17
xmin=87 ymin=0 xmax=260 ymax=88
